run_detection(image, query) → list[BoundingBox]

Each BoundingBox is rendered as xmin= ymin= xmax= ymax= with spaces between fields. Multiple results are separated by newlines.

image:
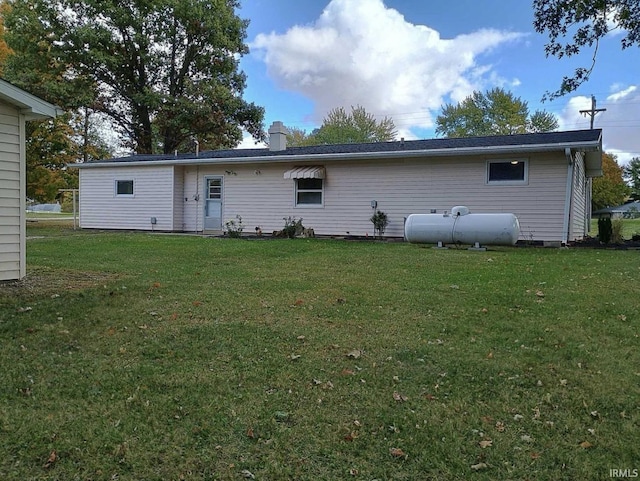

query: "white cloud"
xmin=251 ymin=0 xmax=524 ymax=136
xmin=235 ymin=130 xmax=267 ymax=149
xmin=558 ymin=86 xmax=640 ymax=165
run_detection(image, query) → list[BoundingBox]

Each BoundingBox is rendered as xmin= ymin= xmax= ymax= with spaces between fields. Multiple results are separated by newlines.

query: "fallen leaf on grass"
xmin=389 ymin=447 xmax=407 ymax=458
xmin=344 ymin=431 xmax=359 ymax=442
xmin=346 ymin=349 xmax=362 ymax=359
xmin=471 ymin=462 xmax=488 ymax=471
xmin=393 ymin=391 xmax=408 ymax=402
xmin=579 ymin=441 xmax=593 ymax=449
xmin=495 ymin=421 xmax=505 ymax=432
xmin=341 ymin=369 xmax=355 ymax=376
xmin=479 ymin=439 xmax=493 ymax=449
xmin=246 ymin=427 xmax=256 ymax=439
xmin=43 ymin=450 xmax=57 ymax=469
xmin=294 ymin=299 xmax=304 ymax=306
xmin=530 ymin=452 xmax=541 ymax=460
xmin=535 ymin=290 xmax=544 ymax=298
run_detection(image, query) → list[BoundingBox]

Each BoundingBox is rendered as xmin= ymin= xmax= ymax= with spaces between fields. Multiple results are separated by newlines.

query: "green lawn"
xmin=589 ymin=217 xmax=640 ymax=240
xmin=1 ymin=224 xmax=639 ymax=480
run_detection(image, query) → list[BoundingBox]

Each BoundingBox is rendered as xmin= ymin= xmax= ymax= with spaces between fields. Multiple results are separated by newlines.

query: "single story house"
xmin=593 ymin=200 xmax=640 ymax=219
xmin=72 ymin=122 xmax=603 ymax=244
xmin=0 ymin=79 xmax=60 ymax=281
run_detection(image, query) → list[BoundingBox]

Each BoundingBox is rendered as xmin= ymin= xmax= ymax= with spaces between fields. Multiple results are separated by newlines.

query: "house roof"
xmin=593 ymin=200 xmax=640 ymax=215
xmin=73 ymin=129 xmax=603 ymax=175
xmin=0 ymin=78 xmax=63 ymax=120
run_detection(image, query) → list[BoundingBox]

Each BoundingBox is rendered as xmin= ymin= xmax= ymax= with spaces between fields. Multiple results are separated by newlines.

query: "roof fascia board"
xmin=0 ymin=79 xmax=62 ymax=120
xmin=69 ymin=139 xmax=602 ymax=169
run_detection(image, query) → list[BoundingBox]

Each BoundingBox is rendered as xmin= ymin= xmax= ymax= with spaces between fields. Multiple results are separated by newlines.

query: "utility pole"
xmin=579 ymin=95 xmax=606 ymax=129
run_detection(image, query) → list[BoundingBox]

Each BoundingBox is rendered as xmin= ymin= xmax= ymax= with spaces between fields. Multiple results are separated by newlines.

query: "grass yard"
xmin=1 ymin=223 xmax=639 ymax=480
xmin=589 ymin=217 xmax=640 ymax=240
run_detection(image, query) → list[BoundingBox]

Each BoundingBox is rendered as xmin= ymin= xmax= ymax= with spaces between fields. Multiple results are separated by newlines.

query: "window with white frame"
xmin=115 ymin=179 xmax=134 ymax=196
xmin=487 ymin=160 xmax=528 ymax=184
xmin=295 ymin=178 xmax=323 ymax=206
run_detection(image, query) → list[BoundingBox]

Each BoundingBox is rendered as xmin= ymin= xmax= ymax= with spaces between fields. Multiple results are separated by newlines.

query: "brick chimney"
xmin=268 ymin=121 xmax=288 ymax=151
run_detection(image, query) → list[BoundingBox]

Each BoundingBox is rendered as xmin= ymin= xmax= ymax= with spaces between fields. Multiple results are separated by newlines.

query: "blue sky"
xmin=235 ymin=0 xmax=639 ymax=164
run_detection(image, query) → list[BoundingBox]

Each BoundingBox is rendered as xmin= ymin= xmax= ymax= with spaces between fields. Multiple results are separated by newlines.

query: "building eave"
xmin=69 ymin=138 xmax=603 ymax=169
xmin=0 ymin=78 xmax=62 ymax=120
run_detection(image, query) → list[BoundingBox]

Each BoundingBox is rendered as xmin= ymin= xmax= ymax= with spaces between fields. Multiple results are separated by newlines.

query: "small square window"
xmin=296 ymin=178 xmax=323 ymax=206
xmin=487 ymin=160 xmax=527 ymax=184
xmin=115 ymin=180 xmax=134 ymax=196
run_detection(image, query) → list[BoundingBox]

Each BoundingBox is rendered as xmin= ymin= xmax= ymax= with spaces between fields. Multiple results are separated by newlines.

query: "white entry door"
xmin=204 ymin=176 xmax=223 ymax=230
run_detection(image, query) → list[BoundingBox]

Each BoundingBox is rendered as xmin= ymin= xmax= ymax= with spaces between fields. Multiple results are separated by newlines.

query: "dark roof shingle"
xmin=84 ymin=129 xmax=603 ymax=165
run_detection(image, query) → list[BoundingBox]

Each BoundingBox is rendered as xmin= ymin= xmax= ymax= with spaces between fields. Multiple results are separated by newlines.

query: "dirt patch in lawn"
xmin=0 ymin=267 xmax=122 ymax=300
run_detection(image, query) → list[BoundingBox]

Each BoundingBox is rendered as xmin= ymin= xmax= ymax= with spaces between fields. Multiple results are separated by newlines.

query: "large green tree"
xmin=25 ymin=115 xmax=79 ymax=202
xmin=3 ymin=0 xmax=264 ymax=154
xmin=1 ymin=0 xmax=113 ymax=202
xmin=623 ymin=157 xmax=640 ymax=200
xmin=533 ymin=0 xmax=640 ymax=99
xmin=592 ymin=153 xmax=630 ymax=210
xmin=435 ymin=88 xmax=559 ymax=138
xmin=287 ymin=105 xmax=397 ymax=147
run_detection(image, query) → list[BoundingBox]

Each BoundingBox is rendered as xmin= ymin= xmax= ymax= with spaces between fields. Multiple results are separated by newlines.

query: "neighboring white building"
xmin=72 ymin=123 xmax=602 ymax=244
xmin=0 ymin=79 xmax=60 ymax=281
xmin=593 ymin=200 xmax=640 ymax=219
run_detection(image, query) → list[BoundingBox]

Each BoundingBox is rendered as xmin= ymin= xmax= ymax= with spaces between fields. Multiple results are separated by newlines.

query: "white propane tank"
xmin=404 ymin=207 xmax=520 ymax=246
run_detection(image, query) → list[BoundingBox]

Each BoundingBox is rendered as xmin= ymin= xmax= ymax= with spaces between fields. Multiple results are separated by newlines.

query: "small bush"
xmin=225 ymin=215 xmax=244 ymax=238
xmin=370 ymin=210 xmax=388 ymax=238
xmin=282 ymin=216 xmax=304 ymax=238
xmin=598 ymin=217 xmax=612 ymax=244
xmin=611 ymin=219 xmax=624 ymax=243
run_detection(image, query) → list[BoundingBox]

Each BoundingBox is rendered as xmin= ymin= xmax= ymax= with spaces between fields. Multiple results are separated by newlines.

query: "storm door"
xmin=204 ymin=176 xmax=223 ymax=230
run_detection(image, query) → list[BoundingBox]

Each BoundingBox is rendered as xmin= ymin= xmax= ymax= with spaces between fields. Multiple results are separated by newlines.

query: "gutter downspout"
xmin=562 ymin=147 xmax=574 ymax=245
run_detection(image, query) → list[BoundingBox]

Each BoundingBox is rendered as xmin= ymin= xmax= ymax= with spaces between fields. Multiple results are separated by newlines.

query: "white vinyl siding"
xmin=569 ymin=152 xmax=588 ymax=241
xmin=79 ymin=165 xmax=177 ymax=231
xmin=172 ymin=166 xmax=184 ymax=230
xmin=180 ymin=152 xmax=569 ymax=242
xmin=0 ymin=101 xmax=23 ymax=280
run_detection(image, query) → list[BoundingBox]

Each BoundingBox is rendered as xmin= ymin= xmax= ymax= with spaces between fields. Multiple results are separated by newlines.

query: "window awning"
xmin=283 ymin=166 xmax=325 ymax=179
